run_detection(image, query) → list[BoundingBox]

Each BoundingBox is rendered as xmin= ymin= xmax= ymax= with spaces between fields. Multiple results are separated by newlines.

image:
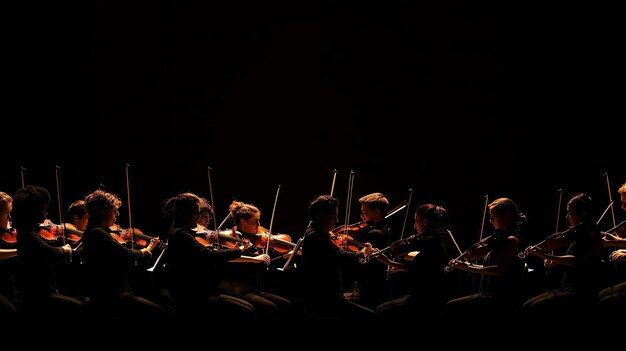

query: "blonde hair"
xmin=488 ymin=197 xmax=526 ymax=227
xmin=0 ymin=192 xmax=12 ymax=212
xmin=358 ymin=192 xmax=389 ymax=213
xmin=619 ymin=183 xmax=626 ymax=194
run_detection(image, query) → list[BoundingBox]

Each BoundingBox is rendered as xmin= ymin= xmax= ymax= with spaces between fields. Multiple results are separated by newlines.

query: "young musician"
xmin=375 ymin=204 xmax=453 ymax=321
xmin=82 ymin=189 xmax=166 ymax=320
xmin=444 ymin=197 xmax=525 ymax=320
xmin=164 ymin=193 xmax=264 ymax=321
xmin=521 ymin=193 xmax=604 ymax=318
xmin=300 ymin=195 xmax=375 ymax=320
xmin=12 ymin=185 xmax=89 ymax=320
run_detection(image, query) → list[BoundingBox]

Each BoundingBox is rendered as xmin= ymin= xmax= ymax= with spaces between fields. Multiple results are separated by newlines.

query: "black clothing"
xmin=301 ymin=223 xmax=374 ymax=319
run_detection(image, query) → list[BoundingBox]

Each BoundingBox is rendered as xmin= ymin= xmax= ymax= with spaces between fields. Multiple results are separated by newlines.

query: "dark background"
xmin=5 ymin=1 xmax=623 ymax=249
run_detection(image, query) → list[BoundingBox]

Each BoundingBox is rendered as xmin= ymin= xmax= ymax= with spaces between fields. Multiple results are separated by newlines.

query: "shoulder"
xmin=84 ymin=227 xmax=109 ymax=236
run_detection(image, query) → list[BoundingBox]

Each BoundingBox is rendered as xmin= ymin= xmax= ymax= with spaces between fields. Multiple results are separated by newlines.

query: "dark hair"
xmin=11 ymin=185 xmax=50 ymax=227
xmin=567 ymin=193 xmax=595 ymax=220
xmin=162 ymin=192 xmax=202 ymax=217
xmin=229 ymin=201 xmax=260 ymax=224
xmin=67 ymin=200 xmax=87 ymax=219
xmin=416 ymin=204 xmax=450 ymax=230
xmin=309 ymin=195 xmax=339 ymax=219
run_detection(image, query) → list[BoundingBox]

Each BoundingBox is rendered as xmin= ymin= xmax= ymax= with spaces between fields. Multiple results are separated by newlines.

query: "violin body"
xmin=193 ymin=227 xmax=248 ymax=249
xmin=38 ymin=223 xmax=84 ymax=246
xmin=331 ymin=222 xmax=371 ymax=240
xmin=109 ymin=225 xmax=153 ymax=248
xmin=465 ymin=230 xmax=507 ymax=261
xmin=0 ymin=227 xmax=17 ymax=248
xmin=253 ymin=232 xmax=295 ymax=254
xmin=519 ymin=226 xmax=578 ymax=258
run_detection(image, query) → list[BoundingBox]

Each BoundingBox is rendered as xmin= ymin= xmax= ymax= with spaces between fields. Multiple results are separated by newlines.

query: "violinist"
xmin=219 ymin=200 xmax=292 ymax=320
xmin=0 ymin=191 xmax=17 ymax=249
xmin=0 ymin=191 xmax=17 ymax=315
xmin=374 ymin=204 xmax=452 ymax=321
xmin=12 ymin=185 xmax=89 ymax=320
xmin=444 ymin=197 xmax=525 ymax=320
xmin=51 ymin=199 xmax=88 ymax=302
xmin=343 ymin=192 xmax=393 ymax=309
xmin=82 ymin=189 xmax=168 ymax=320
xmin=300 ymin=195 xmax=375 ymax=320
xmin=164 ymin=193 xmax=259 ymax=321
xmin=521 ymin=193 xmax=604 ymax=317
xmin=66 ymin=199 xmax=89 ymax=232
xmin=597 ymin=183 xmax=626 ymax=313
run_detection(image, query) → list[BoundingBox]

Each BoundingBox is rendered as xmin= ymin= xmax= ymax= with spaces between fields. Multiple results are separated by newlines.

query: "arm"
xmin=375 ymin=252 xmax=408 ymax=271
xmin=0 ymin=249 xmax=17 ymax=260
xmin=454 ymin=236 xmax=519 ymax=276
xmin=602 ymin=233 xmax=626 ymax=248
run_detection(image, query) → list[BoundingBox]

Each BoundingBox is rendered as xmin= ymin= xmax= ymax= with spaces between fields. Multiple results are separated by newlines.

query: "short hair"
xmin=619 ymin=183 xmax=626 ymax=194
xmin=11 ymin=185 xmax=51 ymax=227
xmin=309 ymin=195 xmax=339 ymax=219
xmin=67 ymin=200 xmax=87 ymax=219
xmin=199 ymin=197 xmax=212 ymax=213
xmin=359 ymin=192 xmax=389 ymax=214
xmin=162 ymin=192 xmax=202 ymax=217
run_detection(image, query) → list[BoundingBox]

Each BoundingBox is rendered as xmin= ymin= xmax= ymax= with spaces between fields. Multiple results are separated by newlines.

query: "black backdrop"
xmin=4 ymin=1 xmax=623 ymax=250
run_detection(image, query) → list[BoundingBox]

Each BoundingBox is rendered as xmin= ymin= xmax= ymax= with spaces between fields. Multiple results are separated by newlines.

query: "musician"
xmin=521 ymin=193 xmax=604 ymax=317
xmin=300 ymin=195 xmax=375 ymax=319
xmin=443 ymin=197 xmax=525 ymax=320
xmin=53 ymin=199 xmax=89 ymax=301
xmin=82 ymin=189 xmax=167 ymax=320
xmin=164 ymin=193 xmax=262 ymax=321
xmin=0 ymin=191 xmax=17 ymax=315
xmin=197 ymin=198 xmax=212 ymax=230
xmin=219 ymin=200 xmax=292 ymax=320
xmin=374 ymin=204 xmax=452 ymax=321
xmin=597 ymin=183 xmax=626 ymax=312
xmin=66 ymin=200 xmax=89 ymax=232
xmin=12 ymin=185 xmax=89 ymax=319
xmin=343 ymin=193 xmax=393 ymax=309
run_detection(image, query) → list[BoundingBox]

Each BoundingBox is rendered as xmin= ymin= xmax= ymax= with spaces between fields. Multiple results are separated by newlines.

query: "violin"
xmin=331 ymin=221 xmax=371 ymax=239
xmin=329 ymin=223 xmax=369 ymax=252
xmin=239 ymin=225 xmax=296 ymax=255
xmin=38 ymin=223 xmax=84 ymax=246
xmin=109 ymin=224 xmax=153 ymax=248
xmin=518 ymin=225 xmax=579 ymax=258
xmin=254 ymin=232 xmax=296 ymax=255
xmin=0 ymin=227 xmax=17 ymax=247
xmin=193 ymin=226 xmax=249 ymax=249
xmin=445 ymin=229 xmax=508 ymax=271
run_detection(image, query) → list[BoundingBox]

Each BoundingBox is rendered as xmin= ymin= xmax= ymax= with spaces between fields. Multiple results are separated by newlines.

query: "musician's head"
xmin=309 ymin=195 xmax=339 ymax=231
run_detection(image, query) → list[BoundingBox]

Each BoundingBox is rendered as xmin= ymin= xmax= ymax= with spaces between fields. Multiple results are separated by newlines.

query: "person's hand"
xmin=610 ymin=249 xmax=626 ymax=262
xmin=361 ymin=242 xmax=373 ymax=257
xmin=147 ymin=237 xmax=160 ymax=252
xmin=61 ymin=244 xmax=72 ymax=254
xmin=254 ymin=253 xmax=271 ymax=265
